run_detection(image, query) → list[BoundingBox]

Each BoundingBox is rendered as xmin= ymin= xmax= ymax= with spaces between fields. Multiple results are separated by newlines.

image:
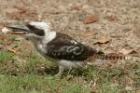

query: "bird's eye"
xmin=26 ymin=24 xmax=45 ymax=36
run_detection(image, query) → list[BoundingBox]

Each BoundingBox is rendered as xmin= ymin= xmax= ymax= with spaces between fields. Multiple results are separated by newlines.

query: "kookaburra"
xmin=5 ymin=21 xmax=128 ymax=77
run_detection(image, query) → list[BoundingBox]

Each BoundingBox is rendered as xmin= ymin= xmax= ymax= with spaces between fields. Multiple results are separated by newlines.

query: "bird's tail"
xmin=86 ymin=53 xmax=130 ymax=65
xmin=95 ymin=54 xmax=127 ymax=60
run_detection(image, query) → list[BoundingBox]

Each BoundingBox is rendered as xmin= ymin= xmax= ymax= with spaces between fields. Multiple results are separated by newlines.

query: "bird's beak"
xmin=5 ymin=24 xmax=30 ymax=35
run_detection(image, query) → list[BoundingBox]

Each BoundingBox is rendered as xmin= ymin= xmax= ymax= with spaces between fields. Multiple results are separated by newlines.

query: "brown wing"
xmin=45 ymin=33 xmax=104 ymax=61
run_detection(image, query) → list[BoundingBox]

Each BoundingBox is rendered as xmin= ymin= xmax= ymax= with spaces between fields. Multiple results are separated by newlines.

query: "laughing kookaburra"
xmin=6 ymin=21 xmax=128 ymax=77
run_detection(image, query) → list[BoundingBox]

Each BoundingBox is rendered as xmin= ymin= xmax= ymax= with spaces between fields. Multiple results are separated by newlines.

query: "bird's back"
xmin=46 ymin=32 xmax=104 ymax=61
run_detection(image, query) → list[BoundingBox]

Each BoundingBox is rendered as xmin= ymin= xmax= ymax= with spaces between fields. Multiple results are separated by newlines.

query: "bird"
xmin=5 ymin=21 xmax=128 ymax=77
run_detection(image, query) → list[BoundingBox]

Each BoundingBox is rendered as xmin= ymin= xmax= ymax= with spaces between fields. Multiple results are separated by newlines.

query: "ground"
xmin=0 ymin=0 xmax=140 ymax=93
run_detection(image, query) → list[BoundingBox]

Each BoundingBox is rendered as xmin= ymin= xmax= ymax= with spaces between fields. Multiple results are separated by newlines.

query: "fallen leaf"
xmin=82 ymin=5 xmax=89 ymax=10
xmin=94 ymin=35 xmax=111 ymax=44
xmin=106 ymin=14 xmax=116 ymax=21
xmin=82 ymin=30 xmax=97 ymax=37
xmin=103 ymin=49 xmax=117 ymax=54
xmin=119 ymin=48 xmax=137 ymax=55
xmin=83 ymin=14 xmax=98 ymax=24
xmin=72 ymin=5 xmax=83 ymax=11
xmin=7 ymin=48 xmax=17 ymax=54
xmin=0 ymin=34 xmax=6 ymax=40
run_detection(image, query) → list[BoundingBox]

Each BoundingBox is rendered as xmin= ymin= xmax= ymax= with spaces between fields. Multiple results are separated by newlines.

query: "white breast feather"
xmin=38 ymin=44 xmax=47 ymax=53
xmin=42 ymin=31 xmax=56 ymax=44
xmin=59 ymin=60 xmax=84 ymax=68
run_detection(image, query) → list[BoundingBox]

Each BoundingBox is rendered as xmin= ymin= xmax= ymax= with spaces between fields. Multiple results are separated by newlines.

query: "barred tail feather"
xmin=87 ymin=54 xmax=127 ymax=61
xmin=98 ymin=55 xmax=126 ymax=60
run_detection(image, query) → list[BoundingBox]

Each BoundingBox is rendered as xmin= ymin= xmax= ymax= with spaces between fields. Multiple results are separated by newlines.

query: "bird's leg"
xmin=55 ymin=65 xmax=65 ymax=78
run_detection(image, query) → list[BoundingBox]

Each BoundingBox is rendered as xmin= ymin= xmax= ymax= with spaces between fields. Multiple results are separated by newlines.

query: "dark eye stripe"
xmin=26 ymin=24 xmax=45 ymax=36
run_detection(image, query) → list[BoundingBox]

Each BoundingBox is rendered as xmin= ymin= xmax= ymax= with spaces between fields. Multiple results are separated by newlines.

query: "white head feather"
xmin=29 ymin=21 xmax=51 ymax=34
xmin=28 ymin=21 xmax=56 ymax=43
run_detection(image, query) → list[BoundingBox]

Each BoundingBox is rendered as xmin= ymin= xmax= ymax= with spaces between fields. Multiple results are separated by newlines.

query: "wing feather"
xmin=45 ymin=33 xmax=102 ymax=61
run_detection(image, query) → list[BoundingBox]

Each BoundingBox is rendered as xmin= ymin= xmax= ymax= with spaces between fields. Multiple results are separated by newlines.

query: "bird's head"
xmin=5 ymin=21 xmax=51 ymax=40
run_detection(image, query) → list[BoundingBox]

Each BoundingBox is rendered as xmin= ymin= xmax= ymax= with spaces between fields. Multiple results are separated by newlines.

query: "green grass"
xmin=0 ymin=51 xmax=14 ymax=63
xmin=0 ymin=74 xmax=88 ymax=93
xmin=0 ymin=51 xmax=90 ymax=93
xmin=0 ymin=49 xmax=140 ymax=93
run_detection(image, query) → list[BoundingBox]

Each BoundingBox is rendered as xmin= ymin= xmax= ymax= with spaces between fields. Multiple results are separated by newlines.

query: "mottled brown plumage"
xmin=46 ymin=32 xmax=104 ymax=61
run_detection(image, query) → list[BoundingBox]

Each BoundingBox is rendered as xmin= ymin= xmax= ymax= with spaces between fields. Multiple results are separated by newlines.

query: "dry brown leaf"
xmin=7 ymin=48 xmax=17 ymax=54
xmin=0 ymin=35 xmax=5 ymax=40
xmin=103 ymin=49 xmax=117 ymax=54
xmin=106 ymin=14 xmax=116 ymax=21
xmin=83 ymin=14 xmax=98 ymax=24
xmin=72 ymin=5 xmax=83 ymax=11
xmin=82 ymin=30 xmax=97 ymax=37
xmin=119 ymin=48 xmax=137 ymax=55
xmin=94 ymin=35 xmax=111 ymax=44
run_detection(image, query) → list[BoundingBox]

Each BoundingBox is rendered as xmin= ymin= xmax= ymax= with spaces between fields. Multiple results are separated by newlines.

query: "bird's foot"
xmin=54 ymin=65 xmax=65 ymax=79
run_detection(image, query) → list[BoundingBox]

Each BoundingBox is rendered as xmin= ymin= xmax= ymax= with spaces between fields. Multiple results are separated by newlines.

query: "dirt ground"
xmin=1 ymin=0 xmax=140 ymax=54
xmin=0 ymin=0 xmax=140 ymax=92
